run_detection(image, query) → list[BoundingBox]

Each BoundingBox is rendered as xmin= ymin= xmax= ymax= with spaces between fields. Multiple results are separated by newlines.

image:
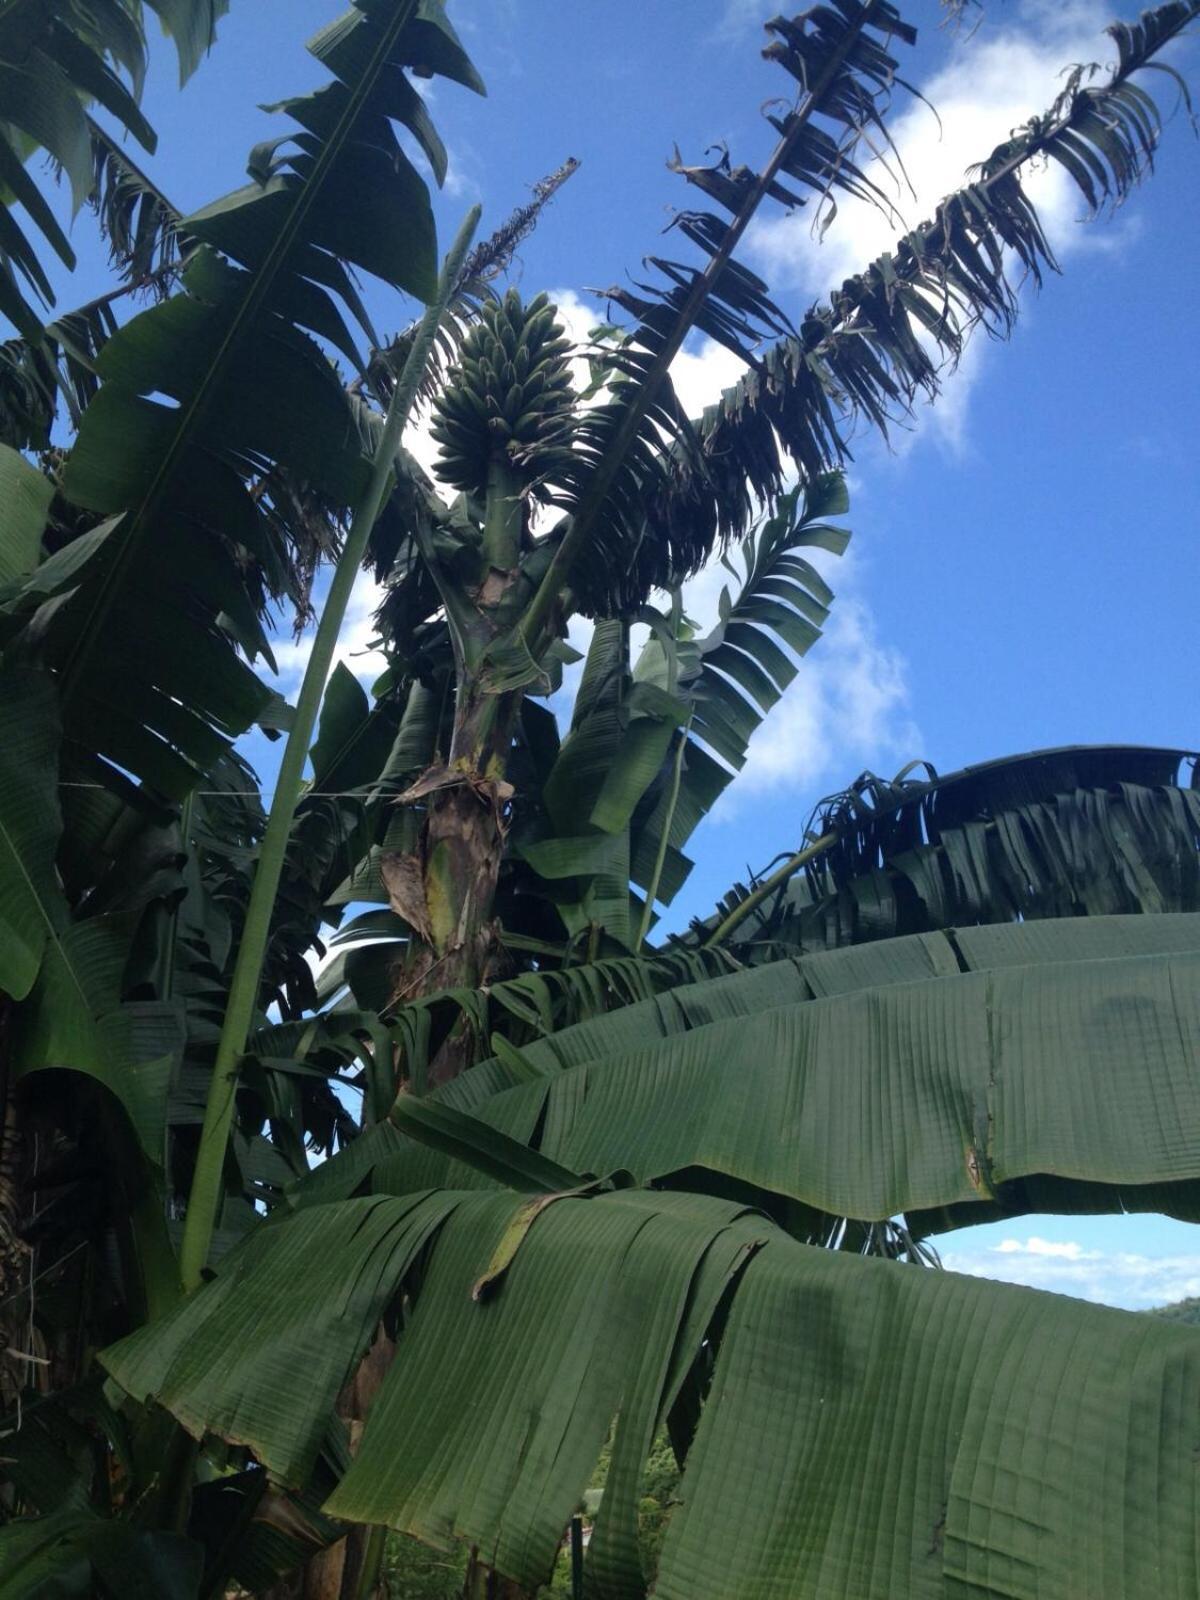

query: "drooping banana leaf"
xmin=669 ymin=1 xmax=1200 ymax=529
xmin=288 ymin=945 xmax=736 ymax=1198
xmin=301 ymin=914 xmax=1200 ymax=1233
xmin=699 ymin=745 xmax=1199 ymax=957
xmin=102 ymin=1185 xmax=1200 ymax=1597
xmin=86 ymin=117 xmax=190 ymax=289
xmin=105 ymin=1190 xmax=464 ymax=1486
xmin=0 ymin=1356 xmax=349 ymax=1597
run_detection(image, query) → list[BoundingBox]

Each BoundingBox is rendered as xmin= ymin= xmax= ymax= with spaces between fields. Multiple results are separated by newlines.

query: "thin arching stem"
xmin=178 ymin=207 xmax=480 ymax=1293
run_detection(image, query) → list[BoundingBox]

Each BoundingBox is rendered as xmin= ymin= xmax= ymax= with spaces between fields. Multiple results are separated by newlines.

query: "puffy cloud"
xmin=718 ymin=0 xmax=773 ymax=35
xmin=709 ymin=587 xmax=919 ymax=814
xmin=752 ymin=1 xmax=1118 ymax=296
xmin=672 ymin=528 xmax=917 ymax=813
xmin=942 ymin=1235 xmax=1200 ymax=1310
xmin=994 ymin=1236 xmax=1098 ymax=1260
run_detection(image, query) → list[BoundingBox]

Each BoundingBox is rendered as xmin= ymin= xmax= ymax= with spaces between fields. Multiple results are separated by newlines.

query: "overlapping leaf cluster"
xmin=697 ymin=744 xmax=1200 ymax=956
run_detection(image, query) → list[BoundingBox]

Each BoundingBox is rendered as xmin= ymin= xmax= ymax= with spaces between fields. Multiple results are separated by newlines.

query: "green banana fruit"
xmin=430 ymin=287 xmax=576 ymax=498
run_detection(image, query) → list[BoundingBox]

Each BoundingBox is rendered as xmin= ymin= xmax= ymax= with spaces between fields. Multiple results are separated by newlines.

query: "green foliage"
xmin=383 ymin=1531 xmax=468 ymax=1599
xmin=292 ymin=913 xmax=1200 ymax=1242
xmin=105 ymin=1184 xmax=1200 ymax=1597
xmin=381 ymin=1436 xmax=678 ymax=1597
xmin=633 ymin=1433 xmax=680 ymax=1581
xmin=1 ymin=2 xmax=1199 ymax=1597
xmin=698 ymin=745 xmax=1200 ymax=957
xmin=1151 ymin=1296 xmax=1200 ymax=1325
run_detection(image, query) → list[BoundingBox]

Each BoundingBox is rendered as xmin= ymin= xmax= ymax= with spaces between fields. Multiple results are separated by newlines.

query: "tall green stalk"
xmin=637 ymin=715 xmax=690 ymax=950
xmin=178 ymin=207 xmax=481 ymax=1293
xmin=702 ymin=828 xmax=837 ymax=951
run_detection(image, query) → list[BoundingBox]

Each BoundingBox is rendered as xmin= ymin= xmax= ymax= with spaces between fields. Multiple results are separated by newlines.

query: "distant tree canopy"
xmin=1152 ymin=1297 xmax=1200 ymax=1324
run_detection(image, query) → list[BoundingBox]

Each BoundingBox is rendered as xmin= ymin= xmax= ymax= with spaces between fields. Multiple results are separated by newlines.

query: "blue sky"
xmin=43 ymin=0 xmax=1200 ymax=1305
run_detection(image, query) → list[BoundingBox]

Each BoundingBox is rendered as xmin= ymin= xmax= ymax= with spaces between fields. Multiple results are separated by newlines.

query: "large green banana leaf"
xmin=0 ymin=666 xmax=183 ymax=1162
xmin=295 ymin=914 xmax=1200 ymax=1233
xmin=0 ymin=1507 xmax=201 ymax=1600
xmin=0 ymin=668 xmax=64 ymax=1001
xmin=0 ymin=0 xmax=481 ymax=804
xmin=205 ymin=742 xmax=1200 ymax=1148
xmin=0 ymin=444 xmax=52 ymax=584
xmin=103 ymin=1185 xmax=1200 ymax=1597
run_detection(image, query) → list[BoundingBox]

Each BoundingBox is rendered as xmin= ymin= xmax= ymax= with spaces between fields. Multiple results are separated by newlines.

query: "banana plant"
xmin=274 ymin=0 xmax=1200 ymax=1100
xmin=344 ymin=0 xmax=1200 ymax=1036
xmin=2 ymin=1 xmax=1199 ymax=1597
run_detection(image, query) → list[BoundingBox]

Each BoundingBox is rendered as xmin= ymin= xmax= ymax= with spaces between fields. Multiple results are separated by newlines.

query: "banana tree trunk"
xmin=463 ymin=1553 xmax=533 ymax=1599
xmin=296 ymin=316 xmax=538 ymax=1600
xmin=388 ymin=684 xmax=521 ymax=1088
xmin=296 ymin=688 xmax=526 ymax=1600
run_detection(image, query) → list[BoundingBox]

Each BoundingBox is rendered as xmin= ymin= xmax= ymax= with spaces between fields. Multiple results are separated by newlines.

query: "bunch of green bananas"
xmin=429 ymin=288 xmax=575 ymax=498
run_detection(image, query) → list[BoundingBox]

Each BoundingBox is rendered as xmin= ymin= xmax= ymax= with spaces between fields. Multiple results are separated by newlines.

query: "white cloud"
xmin=670 ymin=333 xmax=749 ymax=420
xmin=272 ymin=571 xmax=389 ymax=698
xmin=548 ymin=286 xmax=749 ymax=418
xmin=994 ymin=1236 xmax=1099 ymax=1260
xmin=747 ymin=0 xmax=1127 ymax=451
xmin=677 ymin=532 xmax=917 ymax=812
xmin=752 ymin=0 xmax=1117 ymax=295
xmin=942 ymin=1237 xmax=1200 ymax=1310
